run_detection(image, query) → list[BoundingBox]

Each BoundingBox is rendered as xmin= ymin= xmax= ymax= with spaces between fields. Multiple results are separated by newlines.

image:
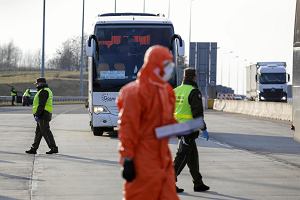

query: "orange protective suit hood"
xmin=138 ymin=45 xmax=173 ymax=83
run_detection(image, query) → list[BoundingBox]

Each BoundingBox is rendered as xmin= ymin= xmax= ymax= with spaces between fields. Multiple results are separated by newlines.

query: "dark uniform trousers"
xmin=32 ymin=118 xmax=57 ymax=150
xmin=11 ymin=96 xmax=15 ymax=105
xmin=174 ymin=132 xmax=203 ymax=186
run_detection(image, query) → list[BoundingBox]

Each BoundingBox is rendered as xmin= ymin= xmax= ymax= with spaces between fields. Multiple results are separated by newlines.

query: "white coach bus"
xmin=86 ymin=13 xmax=184 ymax=136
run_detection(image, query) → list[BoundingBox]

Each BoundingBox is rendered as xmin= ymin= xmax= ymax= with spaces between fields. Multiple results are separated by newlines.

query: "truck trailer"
xmin=246 ymin=62 xmax=290 ymax=102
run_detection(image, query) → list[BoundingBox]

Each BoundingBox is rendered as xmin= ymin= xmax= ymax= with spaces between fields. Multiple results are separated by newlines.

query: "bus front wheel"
xmin=92 ymin=127 xmax=104 ymax=136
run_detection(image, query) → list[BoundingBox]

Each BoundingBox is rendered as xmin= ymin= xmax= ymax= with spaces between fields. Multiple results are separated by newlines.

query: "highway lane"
xmin=0 ymin=104 xmax=299 ymax=200
xmin=205 ymin=111 xmax=300 ymax=168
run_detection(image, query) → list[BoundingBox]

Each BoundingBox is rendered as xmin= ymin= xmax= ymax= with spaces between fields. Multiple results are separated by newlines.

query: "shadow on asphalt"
xmin=0 ymin=195 xmax=22 ymax=200
xmin=179 ymin=190 xmax=254 ymax=200
xmin=169 ymin=131 xmax=300 ymax=155
xmin=101 ymin=131 xmax=118 ymax=139
xmin=40 ymin=153 xmax=119 ymax=166
xmin=0 ymin=172 xmax=44 ymax=182
xmin=208 ymin=132 xmax=300 ymax=155
xmin=0 ymin=159 xmax=15 ymax=164
xmin=0 ymin=151 xmax=27 ymax=156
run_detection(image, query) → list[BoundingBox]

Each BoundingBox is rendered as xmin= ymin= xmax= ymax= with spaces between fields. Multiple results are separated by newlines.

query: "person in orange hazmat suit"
xmin=117 ymin=45 xmax=179 ymax=200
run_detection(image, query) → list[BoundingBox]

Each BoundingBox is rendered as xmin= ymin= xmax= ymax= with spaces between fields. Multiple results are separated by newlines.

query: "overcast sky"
xmin=0 ymin=0 xmax=296 ymax=94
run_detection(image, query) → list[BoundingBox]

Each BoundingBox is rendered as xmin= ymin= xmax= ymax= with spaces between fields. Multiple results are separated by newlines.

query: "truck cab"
xmin=256 ymin=62 xmax=290 ymax=102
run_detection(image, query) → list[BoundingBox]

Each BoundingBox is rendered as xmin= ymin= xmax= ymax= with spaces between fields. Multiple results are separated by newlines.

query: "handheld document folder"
xmin=155 ymin=117 xmax=205 ymax=139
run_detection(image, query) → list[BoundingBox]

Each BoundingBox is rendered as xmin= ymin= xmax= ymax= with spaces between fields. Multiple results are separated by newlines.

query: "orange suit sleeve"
xmin=167 ymin=84 xmax=178 ymax=124
xmin=117 ymin=86 xmax=142 ymax=160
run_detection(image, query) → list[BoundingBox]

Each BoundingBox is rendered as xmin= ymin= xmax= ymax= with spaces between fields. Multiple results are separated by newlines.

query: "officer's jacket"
xmin=34 ymin=84 xmax=52 ymax=121
xmin=179 ymin=80 xmax=207 ymax=139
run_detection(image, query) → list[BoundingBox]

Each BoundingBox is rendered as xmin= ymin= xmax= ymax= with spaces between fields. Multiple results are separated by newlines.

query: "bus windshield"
xmin=259 ymin=73 xmax=287 ymax=84
xmin=93 ymin=25 xmax=174 ymax=91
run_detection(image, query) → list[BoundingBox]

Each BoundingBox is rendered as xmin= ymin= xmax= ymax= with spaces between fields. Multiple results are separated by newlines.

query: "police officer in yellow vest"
xmin=26 ymin=78 xmax=58 ymax=154
xmin=174 ymin=68 xmax=209 ymax=193
xmin=22 ymin=88 xmax=31 ymax=106
xmin=10 ymin=87 xmax=17 ymax=106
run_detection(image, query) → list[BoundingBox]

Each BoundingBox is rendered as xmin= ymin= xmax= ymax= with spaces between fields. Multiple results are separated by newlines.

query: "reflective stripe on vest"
xmin=174 ymin=84 xmax=194 ymax=123
xmin=23 ymin=89 xmax=30 ymax=97
xmin=11 ymin=91 xmax=17 ymax=96
xmin=32 ymin=88 xmax=53 ymax=114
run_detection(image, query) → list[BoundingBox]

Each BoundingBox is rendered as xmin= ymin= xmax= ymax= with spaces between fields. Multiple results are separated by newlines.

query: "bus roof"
xmin=95 ymin=13 xmax=172 ymax=25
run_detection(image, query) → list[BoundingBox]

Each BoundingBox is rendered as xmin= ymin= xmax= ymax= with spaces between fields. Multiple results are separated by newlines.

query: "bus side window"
xmin=114 ymin=63 xmax=125 ymax=71
xmin=98 ymin=63 xmax=109 ymax=71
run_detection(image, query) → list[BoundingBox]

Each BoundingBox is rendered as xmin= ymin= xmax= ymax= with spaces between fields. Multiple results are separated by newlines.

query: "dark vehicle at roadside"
xmin=22 ymin=89 xmax=37 ymax=106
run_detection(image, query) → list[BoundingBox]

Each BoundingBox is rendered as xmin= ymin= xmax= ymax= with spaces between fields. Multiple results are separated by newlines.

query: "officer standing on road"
xmin=117 ymin=45 xmax=179 ymax=200
xmin=174 ymin=68 xmax=210 ymax=193
xmin=23 ymin=88 xmax=31 ymax=106
xmin=25 ymin=78 xmax=58 ymax=154
xmin=10 ymin=87 xmax=17 ymax=106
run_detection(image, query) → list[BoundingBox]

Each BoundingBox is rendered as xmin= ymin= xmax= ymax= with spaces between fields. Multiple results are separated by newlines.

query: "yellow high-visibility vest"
xmin=32 ymin=88 xmax=53 ymax=114
xmin=174 ymin=84 xmax=195 ymax=123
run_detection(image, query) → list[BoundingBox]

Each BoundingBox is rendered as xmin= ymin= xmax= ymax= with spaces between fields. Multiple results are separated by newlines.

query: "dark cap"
xmin=35 ymin=77 xmax=47 ymax=84
xmin=184 ymin=67 xmax=196 ymax=81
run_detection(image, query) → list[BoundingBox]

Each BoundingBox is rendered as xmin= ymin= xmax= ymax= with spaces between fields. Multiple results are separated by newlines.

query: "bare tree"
xmin=0 ymin=40 xmax=22 ymax=70
xmin=48 ymin=35 xmax=87 ymax=71
xmin=32 ymin=49 xmax=41 ymax=68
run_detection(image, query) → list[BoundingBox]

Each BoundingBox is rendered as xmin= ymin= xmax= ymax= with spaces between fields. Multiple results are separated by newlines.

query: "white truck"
xmin=85 ymin=13 xmax=184 ymax=136
xmin=246 ymin=62 xmax=290 ymax=102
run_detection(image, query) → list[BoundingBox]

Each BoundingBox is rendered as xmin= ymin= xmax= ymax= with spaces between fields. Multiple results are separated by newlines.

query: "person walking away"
xmin=25 ymin=78 xmax=58 ymax=154
xmin=11 ymin=87 xmax=17 ymax=106
xmin=23 ymin=88 xmax=31 ymax=106
xmin=173 ymin=67 xmax=210 ymax=193
xmin=117 ymin=45 xmax=179 ymax=200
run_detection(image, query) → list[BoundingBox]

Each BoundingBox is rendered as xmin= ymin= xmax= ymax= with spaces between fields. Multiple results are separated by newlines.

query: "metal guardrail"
xmin=53 ymin=96 xmax=87 ymax=103
xmin=0 ymin=96 xmax=12 ymax=105
xmin=0 ymin=96 xmax=87 ymax=105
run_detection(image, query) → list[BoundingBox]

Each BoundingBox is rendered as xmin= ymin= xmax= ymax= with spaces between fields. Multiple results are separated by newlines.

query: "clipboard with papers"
xmin=155 ymin=117 xmax=205 ymax=139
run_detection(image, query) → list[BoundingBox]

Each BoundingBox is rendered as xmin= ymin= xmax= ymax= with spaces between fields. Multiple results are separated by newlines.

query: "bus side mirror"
xmin=255 ymin=75 xmax=258 ymax=82
xmin=170 ymin=34 xmax=184 ymax=56
xmin=288 ymin=74 xmax=290 ymax=82
xmin=178 ymin=40 xmax=185 ymax=57
xmin=86 ymin=35 xmax=99 ymax=57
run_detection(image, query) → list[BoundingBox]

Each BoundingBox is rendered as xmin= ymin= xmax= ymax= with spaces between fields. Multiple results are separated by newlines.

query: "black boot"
xmin=194 ymin=183 xmax=210 ymax=192
xmin=46 ymin=147 xmax=58 ymax=154
xmin=25 ymin=148 xmax=37 ymax=154
xmin=176 ymin=186 xmax=184 ymax=193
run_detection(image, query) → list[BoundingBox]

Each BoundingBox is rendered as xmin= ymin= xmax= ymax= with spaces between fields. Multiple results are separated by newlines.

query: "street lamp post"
xmin=235 ymin=56 xmax=239 ymax=94
xmin=227 ymin=51 xmax=233 ymax=88
xmin=188 ymin=0 xmax=194 ymax=51
xmin=79 ymin=0 xmax=85 ymax=96
xmin=168 ymin=0 xmax=170 ymax=18
xmin=41 ymin=0 xmax=46 ymax=78
xmin=143 ymin=0 xmax=145 ymax=13
xmin=114 ymin=0 xmax=117 ymax=13
xmin=205 ymin=43 xmax=212 ymax=109
xmin=216 ymin=47 xmax=222 ymax=85
xmin=242 ymin=59 xmax=247 ymax=95
xmin=220 ymin=53 xmax=223 ymax=86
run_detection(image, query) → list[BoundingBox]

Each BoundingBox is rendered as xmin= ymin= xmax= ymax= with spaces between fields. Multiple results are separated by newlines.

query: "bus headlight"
xmin=93 ymin=106 xmax=110 ymax=114
xmin=260 ymin=96 xmax=265 ymax=100
xmin=281 ymin=96 xmax=287 ymax=100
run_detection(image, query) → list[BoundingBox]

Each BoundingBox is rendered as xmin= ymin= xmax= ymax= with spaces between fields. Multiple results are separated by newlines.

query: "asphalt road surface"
xmin=0 ymin=104 xmax=299 ymax=200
